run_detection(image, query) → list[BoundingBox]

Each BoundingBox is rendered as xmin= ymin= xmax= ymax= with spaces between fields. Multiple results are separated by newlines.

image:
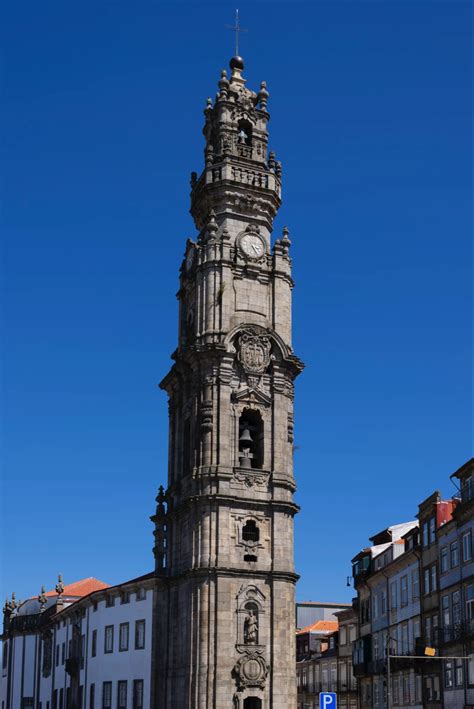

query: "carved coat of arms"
xmin=238 ymin=328 xmax=271 ymax=375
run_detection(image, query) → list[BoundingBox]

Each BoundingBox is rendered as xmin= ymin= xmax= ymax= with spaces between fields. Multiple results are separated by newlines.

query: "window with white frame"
xmin=451 ymin=540 xmax=459 ymax=567
xmin=429 ymin=516 xmax=436 ymax=545
xmin=466 ymin=584 xmax=474 ymax=622
xmin=445 ymin=660 xmax=453 ymax=689
xmin=463 ymin=531 xmax=472 ymax=562
xmin=442 ymin=595 xmax=450 ymax=627
xmin=412 ymin=569 xmax=420 ymax=599
xmin=440 ymin=546 xmax=449 ymax=573
xmin=135 ymin=620 xmax=145 ymax=649
xmin=390 ymin=582 xmax=397 ymax=610
xmin=424 ymin=568 xmax=430 ymax=596
xmin=455 ymin=658 xmax=463 ymax=687
xmin=422 ymin=521 xmax=429 ymax=548
xmin=430 ymin=565 xmax=437 ymax=592
xmin=117 ymin=681 xmax=127 ymax=709
xmin=102 ymin=682 xmax=112 ymax=709
xmin=104 ymin=626 xmax=113 ymax=654
xmin=381 ymin=590 xmax=387 ymax=615
xmin=400 ymin=575 xmax=408 ymax=606
xmin=119 ymin=623 xmax=129 ymax=652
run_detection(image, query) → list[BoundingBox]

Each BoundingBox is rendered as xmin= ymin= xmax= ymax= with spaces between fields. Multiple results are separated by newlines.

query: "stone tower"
xmin=151 ymin=55 xmax=303 ymax=709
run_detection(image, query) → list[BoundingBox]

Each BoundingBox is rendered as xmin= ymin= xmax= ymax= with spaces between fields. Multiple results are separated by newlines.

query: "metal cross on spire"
xmin=226 ymin=9 xmax=247 ymax=56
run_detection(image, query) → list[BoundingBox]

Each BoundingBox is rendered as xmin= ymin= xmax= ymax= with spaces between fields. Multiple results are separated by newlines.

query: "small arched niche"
xmin=238 ymin=409 xmax=264 ymax=469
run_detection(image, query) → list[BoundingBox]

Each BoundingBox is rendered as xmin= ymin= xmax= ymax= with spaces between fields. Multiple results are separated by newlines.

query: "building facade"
xmin=296 ymin=607 xmax=359 ymax=709
xmin=1 ymin=575 xmax=153 ymax=709
xmin=351 ymin=458 xmax=474 ymax=709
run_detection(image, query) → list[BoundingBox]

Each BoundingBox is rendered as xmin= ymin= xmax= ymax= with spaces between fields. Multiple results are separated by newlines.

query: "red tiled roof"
xmin=297 ymin=620 xmax=339 ymax=635
xmin=44 ymin=577 xmax=109 ymax=598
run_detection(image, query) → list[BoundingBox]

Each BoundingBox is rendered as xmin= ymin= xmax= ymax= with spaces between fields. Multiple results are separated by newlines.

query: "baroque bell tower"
xmin=151 ymin=54 xmax=304 ymax=709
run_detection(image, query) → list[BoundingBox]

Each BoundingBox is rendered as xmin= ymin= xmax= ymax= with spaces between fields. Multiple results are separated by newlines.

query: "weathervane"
xmin=226 ymin=9 xmax=247 ymax=56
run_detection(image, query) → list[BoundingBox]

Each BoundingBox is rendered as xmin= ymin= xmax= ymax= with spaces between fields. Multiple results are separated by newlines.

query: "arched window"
xmin=238 ymin=409 xmax=264 ymax=469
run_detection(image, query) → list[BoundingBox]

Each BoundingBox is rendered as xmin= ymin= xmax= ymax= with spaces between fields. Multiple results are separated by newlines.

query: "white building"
xmin=1 ymin=574 xmax=154 ymax=709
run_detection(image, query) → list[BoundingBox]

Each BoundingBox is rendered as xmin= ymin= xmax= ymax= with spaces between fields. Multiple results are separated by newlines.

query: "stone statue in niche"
xmin=244 ymin=610 xmax=258 ymax=644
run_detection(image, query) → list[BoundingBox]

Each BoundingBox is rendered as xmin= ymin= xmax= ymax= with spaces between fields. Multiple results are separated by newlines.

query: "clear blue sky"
xmin=2 ymin=1 xmax=472 ymax=605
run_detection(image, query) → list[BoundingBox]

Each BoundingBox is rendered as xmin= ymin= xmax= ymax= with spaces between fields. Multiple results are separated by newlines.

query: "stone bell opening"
xmin=238 ymin=409 xmax=264 ymax=469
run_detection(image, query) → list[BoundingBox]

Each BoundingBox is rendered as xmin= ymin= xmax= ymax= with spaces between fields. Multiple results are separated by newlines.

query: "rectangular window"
xmin=400 ymin=575 xmax=408 ymax=606
xmin=422 ymin=521 xmax=429 ymax=548
xmin=132 ymin=680 xmax=143 ymax=709
xmin=412 ymin=569 xmax=419 ymax=599
xmin=81 ymin=634 xmax=85 ymax=669
xmin=467 ymin=584 xmax=474 ymax=623
xmin=468 ymin=655 xmax=474 ymax=685
xmin=61 ymin=642 xmax=65 ymax=665
xmin=373 ymin=634 xmax=379 ymax=660
xmin=104 ymin=625 xmax=114 ymax=654
xmin=136 ymin=588 xmax=146 ymax=601
xmin=463 ymin=531 xmax=472 ymax=562
xmin=55 ymin=645 xmax=59 ymax=667
xmin=90 ymin=684 xmax=95 ymax=709
xmin=452 ymin=590 xmax=461 ymax=626
xmin=451 ymin=540 xmax=460 ymax=567
xmin=445 ymin=660 xmax=453 ymax=688
xmin=390 ymin=582 xmax=397 ymax=610
xmin=120 ymin=591 xmax=130 ymax=605
xmin=59 ymin=689 xmax=63 ymax=709
xmin=381 ymin=590 xmax=387 ymax=615
xmin=117 ymin=681 xmax=127 ymax=709
xmin=424 ymin=568 xmax=430 ymax=596
xmin=135 ymin=620 xmax=145 ymax=649
xmin=92 ymin=629 xmax=97 ymax=658
xmin=373 ymin=594 xmax=378 ymax=619
xmin=93 ymin=602 xmax=98 ymax=612
xmin=455 ymin=658 xmax=464 ymax=687
xmin=53 ymin=691 xmax=57 ymax=709
xmin=349 ymin=624 xmax=356 ymax=642
xmin=429 ymin=516 xmax=436 ymax=545
xmin=430 ymin=565 xmax=437 ymax=592
xmin=105 ymin=595 xmax=115 ymax=608
xmin=440 ymin=546 xmax=449 ymax=573
xmin=442 ymin=595 xmax=450 ymax=627
xmin=102 ymin=682 xmax=112 ymax=709
xmin=119 ymin=623 xmax=129 ymax=652
xmin=339 ymin=626 xmax=347 ymax=645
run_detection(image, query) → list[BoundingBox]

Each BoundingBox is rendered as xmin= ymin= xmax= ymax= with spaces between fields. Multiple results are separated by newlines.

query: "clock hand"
xmin=252 ymin=243 xmax=260 ymax=255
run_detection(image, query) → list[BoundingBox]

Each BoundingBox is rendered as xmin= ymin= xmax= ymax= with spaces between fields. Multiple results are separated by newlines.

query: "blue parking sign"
xmin=320 ymin=693 xmax=337 ymax=709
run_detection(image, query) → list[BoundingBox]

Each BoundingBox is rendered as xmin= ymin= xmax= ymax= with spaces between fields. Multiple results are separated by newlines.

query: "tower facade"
xmin=152 ymin=55 xmax=303 ymax=709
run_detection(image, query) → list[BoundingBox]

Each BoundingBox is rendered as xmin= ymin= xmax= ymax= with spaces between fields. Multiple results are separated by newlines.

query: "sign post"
xmin=320 ymin=692 xmax=337 ymax=709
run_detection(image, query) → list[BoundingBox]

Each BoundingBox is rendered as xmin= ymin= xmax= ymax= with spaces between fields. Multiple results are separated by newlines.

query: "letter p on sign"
xmin=320 ymin=693 xmax=337 ymax=709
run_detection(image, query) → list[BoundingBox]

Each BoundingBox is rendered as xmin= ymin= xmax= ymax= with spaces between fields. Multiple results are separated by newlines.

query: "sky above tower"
xmin=2 ymin=1 xmax=472 ymax=604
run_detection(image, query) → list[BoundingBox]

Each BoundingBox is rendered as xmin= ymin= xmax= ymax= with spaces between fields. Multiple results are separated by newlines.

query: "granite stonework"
xmin=151 ymin=55 xmax=304 ymax=708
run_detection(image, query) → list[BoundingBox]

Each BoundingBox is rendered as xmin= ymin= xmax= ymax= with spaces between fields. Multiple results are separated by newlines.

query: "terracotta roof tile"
xmin=297 ymin=620 xmax=339 ymax=635
xmin=43 ymin=577 xmax=110 ymax=598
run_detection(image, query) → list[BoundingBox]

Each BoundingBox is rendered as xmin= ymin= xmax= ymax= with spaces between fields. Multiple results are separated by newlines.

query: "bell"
xmin=239 ymin=427 xmax=253 ymax=445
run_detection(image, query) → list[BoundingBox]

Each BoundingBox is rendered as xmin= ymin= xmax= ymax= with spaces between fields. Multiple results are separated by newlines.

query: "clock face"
xmin=185 ymin=246 xmax=195 ymax=271
xmin=240 ymin=233 xmax=265 ymax=260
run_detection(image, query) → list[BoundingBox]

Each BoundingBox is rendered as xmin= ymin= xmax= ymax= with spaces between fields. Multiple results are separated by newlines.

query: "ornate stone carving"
xmin=200 ymin=401 xmax=213 ymax=432
xmin=233 ymin=651 xmax=269 ymax=689
xmin=233 ymin=469 xmax=269 ymax=488
xmin=237 ymin=328 xmax=271 ymax=375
